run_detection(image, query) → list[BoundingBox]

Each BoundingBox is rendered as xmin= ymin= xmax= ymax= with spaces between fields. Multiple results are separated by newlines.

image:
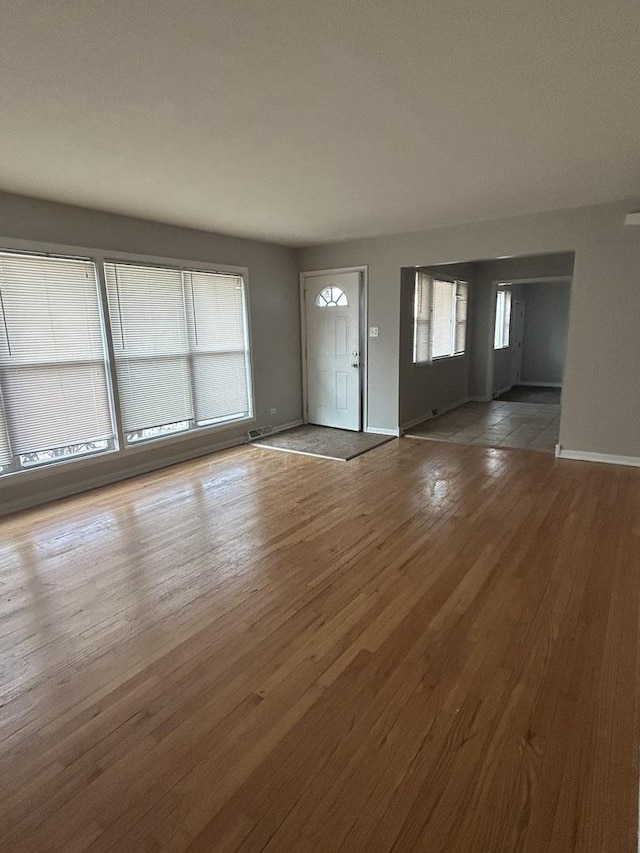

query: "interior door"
xmin=304 ymin=271 xmax=361 ymax=431
xmin=511 ymin=300 xmax=525 ymax=386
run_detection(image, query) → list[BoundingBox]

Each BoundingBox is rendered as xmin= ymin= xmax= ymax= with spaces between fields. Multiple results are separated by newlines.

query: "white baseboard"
xmin=401 ymin=397 xmax=469 ymax=432
xmin=469 ymin=395 xmax=492 ymax=403
xmin=519 ymin=381 xmax=562 ymax=388
xmin=555 ymin=446 xmax=640 ymax=468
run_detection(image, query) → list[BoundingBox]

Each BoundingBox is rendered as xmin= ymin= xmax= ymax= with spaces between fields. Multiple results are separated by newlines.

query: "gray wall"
xmin=520 ymin=282 xmax=571 ymax=385
xmin=298 ymin=199 xmax=640 ymax=457
xmin=0 ymin=191 xmax=302 ymax=515
xmin=492 ymin=347 xmax=512 ymax=396
xmin=399 ymin=262 xmax=475 ymax=427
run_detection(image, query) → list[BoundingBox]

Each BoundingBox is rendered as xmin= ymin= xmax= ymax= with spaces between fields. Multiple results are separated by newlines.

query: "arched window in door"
xmin=315 ymin=286 xmax=348 ymax=307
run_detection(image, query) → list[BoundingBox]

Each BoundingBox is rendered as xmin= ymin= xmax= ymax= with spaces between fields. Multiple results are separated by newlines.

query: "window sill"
xmin=413 ymin=353 xmax=466 ymax=366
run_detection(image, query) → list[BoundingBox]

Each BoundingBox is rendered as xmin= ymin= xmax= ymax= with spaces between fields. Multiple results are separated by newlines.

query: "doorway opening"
xmin=400 ymin=253 xmax=574 ymax=454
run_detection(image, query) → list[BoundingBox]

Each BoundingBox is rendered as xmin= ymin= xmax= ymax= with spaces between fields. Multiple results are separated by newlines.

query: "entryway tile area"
xmin=404 ymin=400 xmax=560 ymax=454
xmin=252 ymin=425 xmax=393 ymax=461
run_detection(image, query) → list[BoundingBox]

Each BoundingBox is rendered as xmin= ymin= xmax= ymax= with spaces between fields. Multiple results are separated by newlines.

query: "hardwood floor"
xmin=1 ymin=439 xmax=639 ymax=852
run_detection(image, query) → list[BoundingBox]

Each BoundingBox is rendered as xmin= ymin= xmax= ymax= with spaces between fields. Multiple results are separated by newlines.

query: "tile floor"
xmin=496 ymin=385 xmax=562 ymax=405
xmin=252 ymin=424 xmax=392 ymax=460
xmin=404 ymin=400 xmax=560 ymax=454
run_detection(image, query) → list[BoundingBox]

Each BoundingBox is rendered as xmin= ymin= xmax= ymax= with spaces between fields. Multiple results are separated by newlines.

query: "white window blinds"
xmin=0 ymin=248 xmax=254 ymax=478
xmin=183 ymin=270 xmax=251 ymax=424
xmin=0 ymin=390 xmax=11 ymax=467
xmin=455 ymin=282 xmax=468 ymax=354
xmin=413 ymin=273 xmax=468 ymax=363
xmin=105 ymin=262 xmax=194 ymax=434
xmin=432 ymin=279 xmax=455 ymax=359
xmin=105 ymin=261 xmax=252 ymax=443
xmin=0 ymin=252 xmax=114 ymax=467
xmin=413 ymin=271 xmax=432 ymax=363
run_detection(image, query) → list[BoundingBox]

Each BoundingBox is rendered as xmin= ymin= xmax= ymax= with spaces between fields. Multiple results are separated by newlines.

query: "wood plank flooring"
xmin=0 ymin=438 xmax=639 ymax=852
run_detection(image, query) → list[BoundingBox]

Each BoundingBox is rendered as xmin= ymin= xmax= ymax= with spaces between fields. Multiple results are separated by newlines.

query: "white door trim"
xmin=300 ymin=266 xmax=368 ymax=432
xmin=511 ymin=299 xmax=525 ymax=386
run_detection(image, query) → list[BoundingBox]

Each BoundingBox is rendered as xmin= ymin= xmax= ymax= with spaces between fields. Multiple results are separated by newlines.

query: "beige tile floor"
xmin=404 ymin=400 xmax=560 ymax=454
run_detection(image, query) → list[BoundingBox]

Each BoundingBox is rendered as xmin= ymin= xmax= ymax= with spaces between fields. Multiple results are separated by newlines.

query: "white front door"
xmin=304 ymin=271 xmax=361 ymax=431
xmin=511 ymin=300 xmax=525 ymax=386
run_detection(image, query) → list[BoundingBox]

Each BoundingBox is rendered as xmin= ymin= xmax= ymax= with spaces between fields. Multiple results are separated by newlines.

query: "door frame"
xmin=299 ymin=266 xmax=369 ymax=433
xmin=510 ymin=300 xmax=525 ymax=387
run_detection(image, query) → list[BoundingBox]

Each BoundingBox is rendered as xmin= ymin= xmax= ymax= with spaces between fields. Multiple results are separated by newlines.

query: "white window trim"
xmin=0 ymin=236 xmax=256 ymax=482
xmin=494 ymin=286 xmax=512 ymax=350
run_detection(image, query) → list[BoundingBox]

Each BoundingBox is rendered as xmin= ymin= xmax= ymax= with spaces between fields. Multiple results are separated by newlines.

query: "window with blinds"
xmin=0 ymin=251 xmax=116 ymax=474
xmin=494 ymin=288 xmax=512 ymax=349
xmin=413 ymin=272 xmax=468 ymax=363
xmin=183 ymin=269 xmax=252 ymax=426
xmin=104 ymin=261 xmax=252 ymax=445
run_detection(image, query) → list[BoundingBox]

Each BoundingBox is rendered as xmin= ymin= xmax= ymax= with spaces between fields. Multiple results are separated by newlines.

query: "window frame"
xmin=494 ymin=286 xmax=512 ymax=350
xmin=0 ymin=249 xmax=119 ymax=478
xmin=0 ymin=237 xmax=256 ymax=481
xmin=104 ymin=259 xmax=254 ymax=448
xmin=413 ymin=272 xmax=469 ymax=365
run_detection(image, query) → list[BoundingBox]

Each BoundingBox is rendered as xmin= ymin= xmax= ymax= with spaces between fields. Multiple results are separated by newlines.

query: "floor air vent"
xmin=248 ymin=426 xmax=273 ymax=440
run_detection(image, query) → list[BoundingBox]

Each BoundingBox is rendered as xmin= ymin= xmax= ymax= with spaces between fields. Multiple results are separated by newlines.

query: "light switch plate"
xmin=369 ymin=326 xmax=379 ymax=337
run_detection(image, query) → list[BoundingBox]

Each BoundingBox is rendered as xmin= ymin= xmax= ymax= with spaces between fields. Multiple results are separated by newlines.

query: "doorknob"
xmin=351 ymin=361 xmax=360 ymax=368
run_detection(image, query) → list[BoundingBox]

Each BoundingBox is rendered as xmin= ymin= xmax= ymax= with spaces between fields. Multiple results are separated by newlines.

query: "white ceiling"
xmin=1 ymin=0 xmax=639 ymax=247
